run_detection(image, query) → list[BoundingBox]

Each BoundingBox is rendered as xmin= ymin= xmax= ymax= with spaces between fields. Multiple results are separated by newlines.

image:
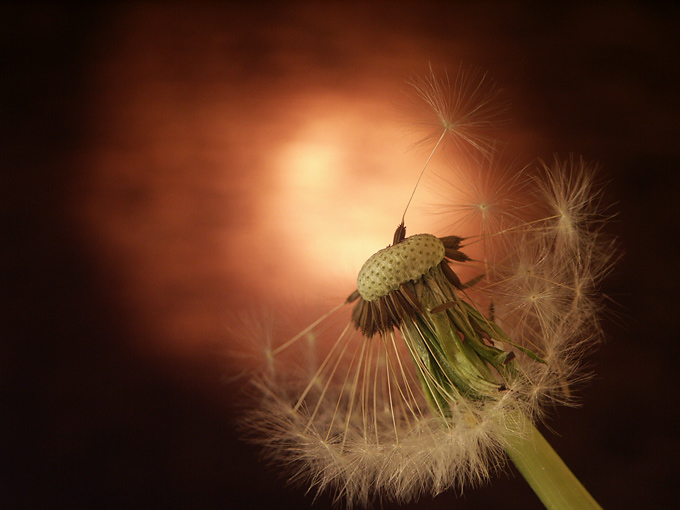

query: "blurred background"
xmin=2 ymin=1 xmax=679 ymax=508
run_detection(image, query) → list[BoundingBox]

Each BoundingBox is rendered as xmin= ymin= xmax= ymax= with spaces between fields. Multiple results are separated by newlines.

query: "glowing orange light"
xmin=261 ymin=95 xmax=448 ymax=303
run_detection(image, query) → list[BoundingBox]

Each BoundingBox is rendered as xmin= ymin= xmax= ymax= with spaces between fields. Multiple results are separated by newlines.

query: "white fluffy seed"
xmin=357 ymin=234 xmax=445 ymax=301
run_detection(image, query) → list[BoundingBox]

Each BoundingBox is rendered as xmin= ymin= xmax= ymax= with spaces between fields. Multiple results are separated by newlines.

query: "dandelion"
xmin=239 ymin=67 xmax=614 ymax=509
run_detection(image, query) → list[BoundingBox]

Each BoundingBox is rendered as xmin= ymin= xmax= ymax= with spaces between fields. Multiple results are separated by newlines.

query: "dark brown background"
xmin=3 ymin=2 xmax=679 ymax=509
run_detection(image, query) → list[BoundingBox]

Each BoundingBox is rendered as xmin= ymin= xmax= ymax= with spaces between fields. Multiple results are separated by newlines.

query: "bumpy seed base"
xmin=357 ymin=234 xmax=445 ymax=301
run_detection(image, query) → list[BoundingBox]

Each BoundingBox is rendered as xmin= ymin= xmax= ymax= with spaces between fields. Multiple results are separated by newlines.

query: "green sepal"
xmin=461 ymin=300 xmax=546 ymax=364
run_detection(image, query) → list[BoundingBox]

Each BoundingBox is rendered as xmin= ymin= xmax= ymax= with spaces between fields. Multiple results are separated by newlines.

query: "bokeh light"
xmin=73 ymin=6 xmax=487 ymax=361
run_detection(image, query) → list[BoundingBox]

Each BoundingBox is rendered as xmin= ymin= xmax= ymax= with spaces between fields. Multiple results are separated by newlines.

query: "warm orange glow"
xmin=71 ymin=6 xmax=525 ymax=363
xmin=78 ymin=70 xmax=471 ymax=359
xmin=281 ymin=140 xmax=341 ymax=192
xmin=263 ymin=96 xmax=450 ymax=303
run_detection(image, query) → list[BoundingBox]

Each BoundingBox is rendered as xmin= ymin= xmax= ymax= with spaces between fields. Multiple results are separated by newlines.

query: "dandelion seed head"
xmin=357 ymin=234 xmax=445 ymax=301
xmin=238 ymin=69 xmax=615 ymax=506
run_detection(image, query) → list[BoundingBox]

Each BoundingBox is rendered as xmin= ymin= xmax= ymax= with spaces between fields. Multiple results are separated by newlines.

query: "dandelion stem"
xmin=503 ymin=412 xmax=602 ymax=510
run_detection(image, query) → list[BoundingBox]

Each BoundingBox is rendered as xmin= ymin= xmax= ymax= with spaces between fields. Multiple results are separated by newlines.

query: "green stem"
xmin=503 ymin=412 xmax=602 ymax=510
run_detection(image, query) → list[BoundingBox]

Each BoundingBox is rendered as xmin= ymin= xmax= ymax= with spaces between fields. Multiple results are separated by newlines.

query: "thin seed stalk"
xmin=503 ymin=411 xmax=602 ymax=510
